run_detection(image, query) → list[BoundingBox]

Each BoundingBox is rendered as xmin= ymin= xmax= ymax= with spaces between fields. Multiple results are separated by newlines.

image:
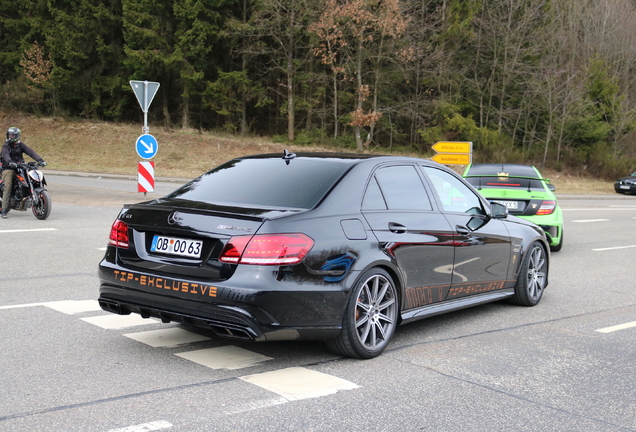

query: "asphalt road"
xmin=0 ymin=173 xmax=635 ymax=432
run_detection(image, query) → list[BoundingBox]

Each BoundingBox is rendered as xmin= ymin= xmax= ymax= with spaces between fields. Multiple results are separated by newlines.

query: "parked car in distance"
xmin=99 ymin=152 xmax=550 ymax=359
xmin=614 ymin=172 xmax=636 ymax=194
xmin=463 ymin=163 xmax=564 ymax=252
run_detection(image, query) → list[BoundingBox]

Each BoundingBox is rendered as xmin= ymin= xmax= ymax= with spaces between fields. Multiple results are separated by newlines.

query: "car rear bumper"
xmin=518 ymin=210 xmax=563 ymax=246
xmin=98 ymin=260 xmax=346 ymax=342
xmin=538 ymin=224 xmax=560 ymax=244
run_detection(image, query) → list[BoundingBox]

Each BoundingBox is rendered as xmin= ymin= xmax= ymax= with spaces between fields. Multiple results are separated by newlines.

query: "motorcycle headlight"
xmin=28 ymin=170 xmax=43 ymax=182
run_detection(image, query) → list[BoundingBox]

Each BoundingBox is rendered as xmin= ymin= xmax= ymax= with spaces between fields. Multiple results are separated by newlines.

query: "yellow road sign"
xmin=431 ymin=153 xmax=471 ymax=165
xmin=432 ymin=141 xmax=473 ymax=154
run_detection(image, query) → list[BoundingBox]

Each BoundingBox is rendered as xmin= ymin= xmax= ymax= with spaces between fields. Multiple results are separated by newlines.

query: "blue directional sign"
xmin=136 ymin=134 xmax=158 ymax=159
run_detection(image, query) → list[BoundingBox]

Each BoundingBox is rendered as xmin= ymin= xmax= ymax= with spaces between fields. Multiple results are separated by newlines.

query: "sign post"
xmin=130 ymin=80 xmax=160 ymax=196
xmin=130 ymin=80 xmax=160 ymax=134
xmin=431 ymin=141 xmax=473 ymax=165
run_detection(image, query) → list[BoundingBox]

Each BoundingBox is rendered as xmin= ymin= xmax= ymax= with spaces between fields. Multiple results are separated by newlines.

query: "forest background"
xmin=1 ymin=0 xmax=636 ymax=181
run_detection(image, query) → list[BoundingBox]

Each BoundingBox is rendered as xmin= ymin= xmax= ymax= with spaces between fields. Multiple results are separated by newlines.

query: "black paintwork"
xmin=98 ymin=153 xmax=549 ymax=348
xmin=615 ymin=174 xmax=636 ymax=194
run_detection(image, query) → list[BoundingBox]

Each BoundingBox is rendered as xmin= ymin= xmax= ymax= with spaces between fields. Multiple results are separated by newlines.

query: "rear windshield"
xmin=464 ymin=176 xmax=545 ymax=191
xmin=165 ymin=157 xmax=350 ymax=209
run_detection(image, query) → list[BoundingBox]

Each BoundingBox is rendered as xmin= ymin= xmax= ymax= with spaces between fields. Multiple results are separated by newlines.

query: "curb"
xmin=44 ymin=169 xmax=189 ymax=183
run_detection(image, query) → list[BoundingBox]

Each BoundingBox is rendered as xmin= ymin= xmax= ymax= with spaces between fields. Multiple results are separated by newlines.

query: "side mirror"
xmin=490 ymin=202 xmax=508 ymax=219
xmin=547 ymin=183 xmax=556 ymax=192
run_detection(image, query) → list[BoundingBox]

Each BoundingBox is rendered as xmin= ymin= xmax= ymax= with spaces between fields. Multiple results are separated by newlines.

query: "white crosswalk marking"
xmin=240 ymin=367 xmax=359 ymax=401
xmin=81 ymin=314 xmax=158 ymax=329
xmin=175 ymin=345 xmax=273 ymax=370
xmin=124 ymin=327 xmax=211 ymax=347
xmin=3 ymin=301 xmax=363 ymax=406
xmin=44 ymin=300 xmax=102 ymax=314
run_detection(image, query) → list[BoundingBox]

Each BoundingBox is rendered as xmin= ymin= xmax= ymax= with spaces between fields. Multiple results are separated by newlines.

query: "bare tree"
xmin=249 ymin=0 xmax=318 ymax=141
xmin=311 ymin=0 xmax=409 ymax=151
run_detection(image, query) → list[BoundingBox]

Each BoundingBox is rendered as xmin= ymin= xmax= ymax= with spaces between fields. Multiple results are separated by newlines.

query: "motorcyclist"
xmin=1 ymin=127 xmax=47 ymax=218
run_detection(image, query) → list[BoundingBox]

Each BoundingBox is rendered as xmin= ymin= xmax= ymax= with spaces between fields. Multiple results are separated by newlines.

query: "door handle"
xmin=388 ymin=222 xmax=407 ymax=234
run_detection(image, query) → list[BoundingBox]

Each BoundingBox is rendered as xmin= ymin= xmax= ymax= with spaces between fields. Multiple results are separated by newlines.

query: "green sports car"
xmin=463 ymin=164 xmax=564 ymax=252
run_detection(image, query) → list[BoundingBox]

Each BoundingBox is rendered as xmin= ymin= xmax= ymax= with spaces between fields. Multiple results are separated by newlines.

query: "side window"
xmin=362 ymin=177 xmax=387 ymax=210
xmin=422 ymin=167 xmax=484 ymax=214
xmin=363 ymin=165 xmax=432 ymax=211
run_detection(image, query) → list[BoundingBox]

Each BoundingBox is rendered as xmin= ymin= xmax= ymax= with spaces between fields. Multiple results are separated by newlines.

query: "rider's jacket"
xmin=1 ymin=140 xmax=43 ymax=170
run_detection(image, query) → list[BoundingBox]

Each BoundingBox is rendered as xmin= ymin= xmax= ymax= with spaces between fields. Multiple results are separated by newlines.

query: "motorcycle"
xmin=0 ymin=161 xmax=51 ymax=220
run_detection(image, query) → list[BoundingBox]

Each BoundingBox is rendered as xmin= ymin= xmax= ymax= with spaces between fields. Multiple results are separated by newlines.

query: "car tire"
xmin=326 ymin=268 xmax=398 ymax=359
xmin=510 ymin=241 xmax=547 ymax=306
xmin=550 ymin=230 xmax=563 ymax=252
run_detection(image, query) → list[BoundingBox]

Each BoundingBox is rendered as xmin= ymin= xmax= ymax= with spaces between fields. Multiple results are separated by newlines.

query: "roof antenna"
xmin=282 ymin=149 xmax=296 ymax=165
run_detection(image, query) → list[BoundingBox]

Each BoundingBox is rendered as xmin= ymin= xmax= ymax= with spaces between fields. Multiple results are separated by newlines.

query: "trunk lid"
xmin=115 ymin=198 xmax=303 ymax=281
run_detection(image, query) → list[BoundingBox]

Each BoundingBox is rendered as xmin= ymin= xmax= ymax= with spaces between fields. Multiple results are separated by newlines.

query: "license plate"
xmin=620 ymin=185 xmax=630 ymax=190
xmin=493 ymin=200 xmax=519 ymax=210
xmin=150 ymin=235 xmax=202 ymax=258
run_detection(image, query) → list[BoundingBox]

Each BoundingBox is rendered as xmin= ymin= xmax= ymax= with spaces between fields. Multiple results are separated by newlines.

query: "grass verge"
xmin=1 ymin=112 xmax=616 ymax=194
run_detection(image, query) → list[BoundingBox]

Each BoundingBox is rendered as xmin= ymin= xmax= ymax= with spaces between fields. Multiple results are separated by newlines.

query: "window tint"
xmin=366 ymin=165 xmax=432 ymax=211
xmin=166 ymin=158 xmax=349 ymax=209
xmin=423 ymin=167 xmax=484 ymax=214
xmin=362 ymin=177 xmax=387 ymax=210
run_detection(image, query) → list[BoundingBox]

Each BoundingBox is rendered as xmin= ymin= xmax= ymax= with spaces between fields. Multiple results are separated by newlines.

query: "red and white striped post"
xmin=138 ymin=161 xmax=155 ymax=193
xmin=131 ymin=81 xmax=160 ymax=196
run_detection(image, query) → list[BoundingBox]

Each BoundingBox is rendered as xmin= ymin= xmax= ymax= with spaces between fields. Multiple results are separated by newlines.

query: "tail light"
xmin=220 ymin=234 xmax=314 ymax=265
xmin=109 ymin=220 xmax=129 ymax=248
xmin=536 ymin=200 xmax=556 ymax=216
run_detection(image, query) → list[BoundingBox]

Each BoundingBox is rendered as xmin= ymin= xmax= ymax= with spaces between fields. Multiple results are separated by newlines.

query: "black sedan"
xmin=614 ymin=172 xmax=636 ymax=194
xmin=98 ymin=152 xmax=550 ymax=359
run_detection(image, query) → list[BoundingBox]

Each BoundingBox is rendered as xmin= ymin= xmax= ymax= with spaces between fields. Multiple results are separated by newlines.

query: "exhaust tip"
xmin=98 ymin=299 xmax=130 ymax=315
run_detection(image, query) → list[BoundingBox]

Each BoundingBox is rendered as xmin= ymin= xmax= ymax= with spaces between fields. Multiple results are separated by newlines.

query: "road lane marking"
xmin=592 ymin=245 xmax=636 ymax=251
xmin=571 ymin=219 xmax=610 ymax=223
xmin=223 ymin=397 xmax=289 ymax=415
xmin=562 ymin=208 xmax=636 ymax=211
xmin=0 ymin=300 xmax=100 ymax=312
xmin=124 ymin=327 xmax=211 ymax=348
xmin=0 ymin=228 xmax=58 ymax=233
xmin=596 ymin=321 xmax=636 ymax=333
xmin=240 ymin=367 xmax=359 ymax=401
xmin=0 ymin=302 xmax=45 ymax=310
xmin=81 ymin=314 xmax=158 ymax=329
xmin=175 ymin=345 xmax=273 ymax=370
xmin=44 ymin=300 xmax=102 ymax=314
xmin=106 ymin=420 xmax=172 ymax=432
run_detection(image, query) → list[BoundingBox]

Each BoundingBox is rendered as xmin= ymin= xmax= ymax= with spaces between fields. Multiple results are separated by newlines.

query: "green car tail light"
xmin=536 ymin=200 xmax=556 ymax=216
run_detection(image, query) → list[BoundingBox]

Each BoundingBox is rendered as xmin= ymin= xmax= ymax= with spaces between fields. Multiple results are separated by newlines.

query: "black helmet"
xmin=7 ymin=127 xmax=21 ymax=144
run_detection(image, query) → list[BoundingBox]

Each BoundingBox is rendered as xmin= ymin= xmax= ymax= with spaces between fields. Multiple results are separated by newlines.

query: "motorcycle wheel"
xmin=32 ymin=189 xmax=52 ymax=220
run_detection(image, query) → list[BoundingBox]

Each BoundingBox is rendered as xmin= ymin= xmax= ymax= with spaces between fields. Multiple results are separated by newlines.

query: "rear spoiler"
xmin=464 ymin=175 xmax=554 ymax=192
xmin=123 ymin=200 xmax=303 ymax=221
xmin=463 ymin=174 xmax=551 ymax=182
